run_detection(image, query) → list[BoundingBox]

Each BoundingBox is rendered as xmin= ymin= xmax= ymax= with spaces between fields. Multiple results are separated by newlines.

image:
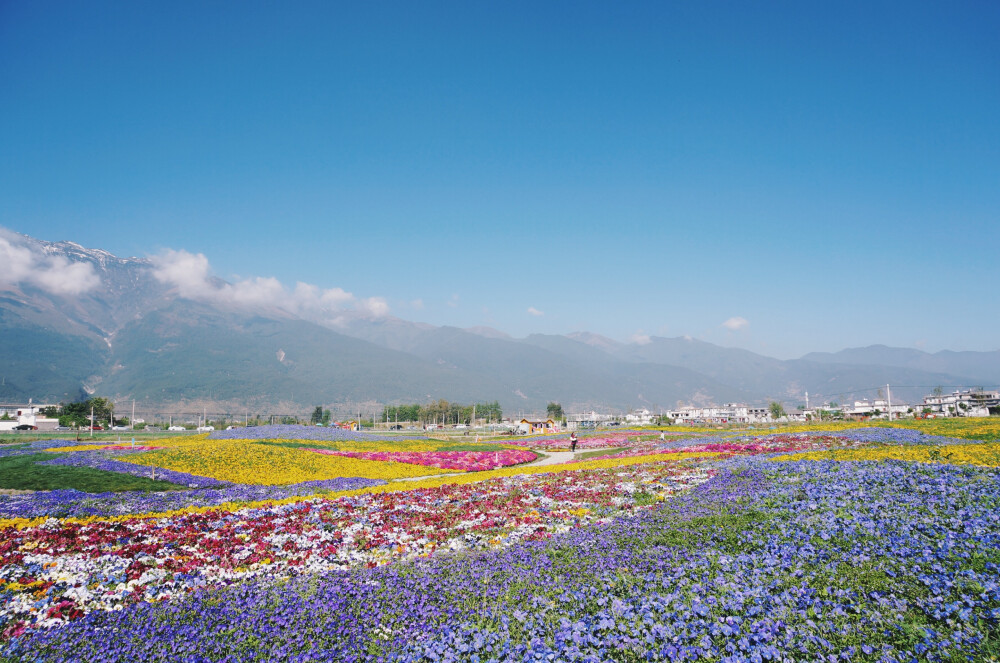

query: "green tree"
xmin=546 ymin=402 xmax=564 ymax=420
xmin=61 ymin=397 xmax=114 ymax=427
xmin=89 ymin=397 xmax=114 ymax=424
xmin=769 ymin=401 xmax=785 ymax=420
xmin=310 ymin=406 xmax=324 ymax=424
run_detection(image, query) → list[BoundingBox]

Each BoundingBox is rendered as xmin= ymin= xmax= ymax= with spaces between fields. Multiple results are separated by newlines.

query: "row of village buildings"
xmin=564 ymin=388 xmax=1000 ymax=427
xmin=3 ymin=388 xmax=999 ymax=432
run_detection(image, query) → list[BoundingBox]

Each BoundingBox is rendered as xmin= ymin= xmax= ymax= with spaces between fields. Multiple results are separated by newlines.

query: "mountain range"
xmin=1 ymin=232 xmax=997 ymax=414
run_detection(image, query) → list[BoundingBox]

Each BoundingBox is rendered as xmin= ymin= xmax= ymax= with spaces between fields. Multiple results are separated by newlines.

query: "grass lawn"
xmin=0 ymin=453 xmax=188 ymax=492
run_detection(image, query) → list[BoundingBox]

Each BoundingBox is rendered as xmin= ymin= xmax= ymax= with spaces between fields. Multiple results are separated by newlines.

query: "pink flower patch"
xmin=99 ymin=445 xmax=164 ymax=451
xmin=304 ymin=449 xmax=537 ymax=472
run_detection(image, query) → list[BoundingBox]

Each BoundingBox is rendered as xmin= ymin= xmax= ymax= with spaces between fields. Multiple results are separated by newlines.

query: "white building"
xmin=0 ymin=402 xmax=60 ymax=431
xmin=666 ymin=403 xmax=770 ymax=425
xmin=843 ymin=399 xmax=911 ymax=419
xmin=921 ymin=389 xmax=998 ymax=417
xmin=565 ymin=411 xmax=615 ymax=430
xmin=624 ymin=408 xmax=656 ymax=426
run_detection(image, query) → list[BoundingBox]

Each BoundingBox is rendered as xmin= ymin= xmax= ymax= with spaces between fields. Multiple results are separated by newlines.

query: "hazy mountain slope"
xmin=100 ymin=301 xmax=503 ymax=407
xmin=0 ymin=307 xmax=108 ymax=402
xmin=405 ymin=328 xmax=747 ymax=410
xmin=777 ymin=361 xmax=975 ymax=406
xmin=613 ymin=337 xmax=980 ymax=405
xmin=520 ymin=333 xmax=748 ymax=406
xmin=520 ymin=334 xmax=623 ymax=370
xmin=614 ymin=336 xmax=794 ymax=396
xmin=332 ymin=315 xmax=439 ymax=353
xmin=802 ymin=345 xmax=1000 ymax=385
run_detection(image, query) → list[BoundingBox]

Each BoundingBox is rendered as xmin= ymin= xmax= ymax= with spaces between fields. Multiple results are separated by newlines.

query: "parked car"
xmin=55 ymin=426 xmax=74 ymax=431
xmin=112 ymin=425 xmax=130 ymax=431
xmin=167 ymin=426 xmax=186 ymax=431
xmin=196 ymin=425 xmax=215 ymax=432
xmin=14 ymin=424 xmax=38 ymax=431
xmin=91 ymin=425 xmax=104 ymax=431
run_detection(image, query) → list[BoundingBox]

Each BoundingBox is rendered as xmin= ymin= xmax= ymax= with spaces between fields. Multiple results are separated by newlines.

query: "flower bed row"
xmin=207 ymin=424 xmax=408 ymax=442
xmin=775 ymin=440 xmax=1000 ymax=466
xmin=582 ymin=433 xmax=868 ymax=462
xmin=0 ymin=477 xmax=385 ymax=520
xmin=0 ymin=457 xmax=714 ymax=641
xmin=120 ymin=440 xmax=455 ymax=485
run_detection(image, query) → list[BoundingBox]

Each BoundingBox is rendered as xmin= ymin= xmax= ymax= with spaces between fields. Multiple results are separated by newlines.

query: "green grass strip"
xmin=0 ymin=453 xmax=188 ymax=492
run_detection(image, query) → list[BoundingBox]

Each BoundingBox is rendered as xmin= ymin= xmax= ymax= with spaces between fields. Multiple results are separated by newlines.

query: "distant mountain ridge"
xmin=801 ymin=345 xmax=1000 ymax=385
xmin=1 ymin=232 xmax=996 ymax=412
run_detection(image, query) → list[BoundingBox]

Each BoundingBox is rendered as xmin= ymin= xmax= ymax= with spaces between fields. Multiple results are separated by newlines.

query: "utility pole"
xmin=886 ymin=384 xmax=892 ymax=421
xmin=131 ymin=399 xmax=136 ymax=431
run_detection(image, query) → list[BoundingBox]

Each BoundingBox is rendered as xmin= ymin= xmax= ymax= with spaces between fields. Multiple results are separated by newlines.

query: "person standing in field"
xmin=570 ymin=432 xmax=578 ymax=453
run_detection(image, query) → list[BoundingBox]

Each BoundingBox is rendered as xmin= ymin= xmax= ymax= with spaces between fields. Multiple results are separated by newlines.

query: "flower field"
xmin=2 ymin=423 xmax=1000 ymax=661
xmin=775 ymin=440 xmax=1000 ymax=467
xmin=308 ymin=449 xmax=538 ymax=472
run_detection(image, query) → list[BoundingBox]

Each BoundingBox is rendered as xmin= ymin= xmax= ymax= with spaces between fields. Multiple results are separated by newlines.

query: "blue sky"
xmin=2 ymin=1 xmax=998 ymax=359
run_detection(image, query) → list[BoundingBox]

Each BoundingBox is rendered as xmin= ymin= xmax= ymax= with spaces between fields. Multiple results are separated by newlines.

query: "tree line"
xmin=35 ymin=398 xmax=121 ymax=428
xmin=379 ymin=400 xmax=503 ymax=425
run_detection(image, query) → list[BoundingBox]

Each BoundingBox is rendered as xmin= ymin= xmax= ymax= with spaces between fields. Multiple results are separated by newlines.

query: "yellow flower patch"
xmin=43 ymin=444 xmax=124 ymax=453
xmin=773 ymin=442 xmax=1000 ymax=467
xmin=120 ymin=440 xmax=455 ymax=485
xmin=43 ymin=433 xmax=214 ymax=453
xmin=288 ymin=439 xmax=445 ymax=453
xmin=751 ymin=418 xmax=1000 ymax=441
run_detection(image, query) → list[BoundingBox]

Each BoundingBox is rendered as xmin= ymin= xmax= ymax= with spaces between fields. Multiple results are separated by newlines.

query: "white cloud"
xmin=150 ymin=247 xmax=388 ymax=318
xmin=0 ymin=232 xmax=100 ymax=295
xmin=629 ymin=331 xmax=651 ymax=345
xmin=411 ymin=298 xmax=424 ymax=310
xmin=230 ymin=276 xmax=286 ymax=307
xmin=448 ymin=294 xmax=460 ymax=308
xmin=360 ymin=296 xmax=389 ymax=317
xmin=150 ymin=249 xmax=213 ymax=299
xmin=722 ymin=316 xmax=749 ymax=331
xmin=527 ymin=307 xmax=544 ymax=317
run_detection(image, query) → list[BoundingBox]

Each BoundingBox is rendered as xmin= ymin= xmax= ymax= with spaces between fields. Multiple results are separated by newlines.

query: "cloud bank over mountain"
xmin=0 ymin=230 xmax=101 ymax=296
xmin=149 ymin=247 xmax=389 ymax=320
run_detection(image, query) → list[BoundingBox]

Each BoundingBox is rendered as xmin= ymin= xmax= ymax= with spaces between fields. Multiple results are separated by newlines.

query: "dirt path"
xmin=525 ymin=450 xmax=576 ymax=466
